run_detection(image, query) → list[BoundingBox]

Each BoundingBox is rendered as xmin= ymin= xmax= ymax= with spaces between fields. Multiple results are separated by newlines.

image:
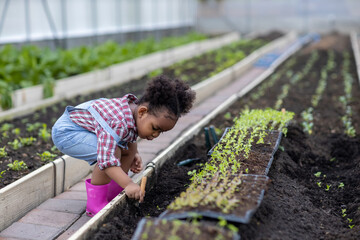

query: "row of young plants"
xmin=0 ymin=32 xmax=206 ymax=109
xmin=300 ymin=50 xmax=335 ymax=135
xmin=148 ymin=39 xmax=266 ymax=86
xmin=130 ymin=109 xmax=294 ymax=238
xmin=339 ymin=51 xmax=356 ymax=137
xmin=166 ymin=109 xmax=293 ymax=214
xmin=0 ymin=37 xmax=272 ymax=188
xmin=220 ymin=35 xmax=359 ymax=237
xmin=274 ymin=50 xmax=319 ymax=110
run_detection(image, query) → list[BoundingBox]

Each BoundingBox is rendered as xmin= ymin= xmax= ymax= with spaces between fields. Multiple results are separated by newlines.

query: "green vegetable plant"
xmin=19 ymin=136 xmax=37 ymax=146
xmin=0 ymin=170 xmax=6 ymax=178
xmin=37 ymin=151 xmax=57 ymax=162
xmin=38 ymin=124 xmax=51 ymax=141
xmin=8 ymin=139 xmax=22 ymax=150
xmin=0 ymin=146 xmax=7 ymax=157
xmin=7 ymin=160 xmax=28 ymax=171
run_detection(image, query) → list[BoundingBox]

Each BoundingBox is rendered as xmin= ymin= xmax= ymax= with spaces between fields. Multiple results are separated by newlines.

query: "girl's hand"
xmin=130 ymin=153 xmax=143 ymax=173
xmin=124 ymin=182 xmax=144 ymax=202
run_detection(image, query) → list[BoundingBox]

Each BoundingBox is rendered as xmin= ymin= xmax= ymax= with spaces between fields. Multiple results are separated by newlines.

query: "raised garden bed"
xmin=83 ymin=32 xmax=360 ymax=239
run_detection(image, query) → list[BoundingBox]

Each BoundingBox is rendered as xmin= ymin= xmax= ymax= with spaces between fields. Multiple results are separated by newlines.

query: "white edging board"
xmin=350 ymin=31 xmax=360 ymax=86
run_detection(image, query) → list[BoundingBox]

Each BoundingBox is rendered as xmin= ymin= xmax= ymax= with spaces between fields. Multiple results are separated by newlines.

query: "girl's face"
xmin=135 ymin=106 xmax=177 ymax=140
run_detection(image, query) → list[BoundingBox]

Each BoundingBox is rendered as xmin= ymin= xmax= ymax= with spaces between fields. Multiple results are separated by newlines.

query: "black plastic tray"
xmin=160 ymin=174 xmax=270 ymax=224
xmin=131 ymin=218 xmax=241 ymax=240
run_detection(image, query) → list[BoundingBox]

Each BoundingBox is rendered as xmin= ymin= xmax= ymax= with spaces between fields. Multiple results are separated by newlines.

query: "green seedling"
xmin=7 ymin=160 xmax=28 ymax=171
xmin=8 ymin=139 xmax=22 ymax=150
xmin=314 ymin=172 xmax=321 ymax=178
xmin=347 ymin=218 xmax=353 ymax=223
xmin=38 ymin=124 xmax=51 ymax=142
xmin=26 ymin=122 xmax=43 ymax=133
xmin=223 ymin=112 xmax=232 ymax=120
xmin=349 ymin=225 xmax=355 ymax=229
xmin=338 ymin=182 xmax=345 ymax=189
xmin=0 ymin=123 xmax=14 ymax=132
xmin=325 ymin=184 xmax=331 ymax=191
xmin=278 ymin=145 xmax=284 ymax=152
xmin=245 ymin=168 xmax=249 ymax=174
xmin=316 ymin=182 xmax=322 ymax=187
xmin=0 ymin=147 xmax=7 ymax=157
xmin=19 ymin=137 xmax=37 ymax=146
xmin=12 ymin=128 xmax=21 ymax=136
xmin=342 ymin=209 xmax=347 ymax=217
xmin=0 ymin=170 xmax=6 ymax=178
xmin=37 ymin=151 xmax=57 ymax=162
xmin=330 ymin=157 xmax=336 ymax=162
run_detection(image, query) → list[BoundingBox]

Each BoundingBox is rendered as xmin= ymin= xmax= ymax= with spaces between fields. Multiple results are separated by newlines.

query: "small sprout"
xmin=349 ymin=225 xmax=355 ymax=229
xmin=12 ymin=128 xmax=21 ymax=136
xmin=330 ymin=157 xmax=336 ymax=162
xmin=325 ymin=184 xmax=331 ymax=191
xmin=0 ymin=146 xmax=7 ymax=157
xmin=245 ymin=168 xmax=249 ymax=174
xmin=8 ymin=139 xmax=22 ymax=150
xmin=0 ymin=170 xmax=6 ymax=178
xmin=338 ymin=182 xmax=345 ymax=189
xmin=314 ymin=172 xmax=322 ymax=178
xmin=278 ymin=145 xmax=285 ymax=152
xmin=342 ymin=209 xmax=347 ymax=217
xmin=224 ymin=112 xmax=232 ymax=120
xmin=317 ymin=182 xmax=322 ymax=187
xmin=37 ymin=151 xmax=57 ymax=162
xmin=7 ymin=160 xmax=28 ymax=171
xmin=347 ymin=218 xmax=353 ymax=223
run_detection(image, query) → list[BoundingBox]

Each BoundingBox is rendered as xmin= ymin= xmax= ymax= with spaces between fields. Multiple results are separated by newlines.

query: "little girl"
xmin=52 ymin=75 xmax=196 ymax=217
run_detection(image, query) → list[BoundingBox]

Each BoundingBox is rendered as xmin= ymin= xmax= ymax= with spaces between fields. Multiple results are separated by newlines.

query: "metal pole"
xmin=41 ymin=0 xmax=60 ymax=48
xmin=91 ymin=0 xmax=98 ymax=44
xmin=60 ymin=0 xmax=67 ymax=49
xmin=0 ymin=0 xmax=10 ymax=39
xmin=24 ymin=0 xmax=31 ymax=43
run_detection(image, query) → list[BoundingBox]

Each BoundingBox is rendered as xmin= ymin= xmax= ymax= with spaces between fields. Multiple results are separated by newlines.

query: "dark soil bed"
xmin=91 ymin=32 xmax=360 ymax=239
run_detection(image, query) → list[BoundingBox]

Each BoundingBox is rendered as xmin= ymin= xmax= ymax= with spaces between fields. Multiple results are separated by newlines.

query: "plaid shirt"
xmin=69 ymin=94 xmax=138 ymax=170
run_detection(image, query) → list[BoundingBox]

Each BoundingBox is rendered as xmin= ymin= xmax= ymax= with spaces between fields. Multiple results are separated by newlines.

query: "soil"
xmin=0 ymin=33 xmax=278 ymax=188
xmin=91 ymin=32 xmax=360 ymax=240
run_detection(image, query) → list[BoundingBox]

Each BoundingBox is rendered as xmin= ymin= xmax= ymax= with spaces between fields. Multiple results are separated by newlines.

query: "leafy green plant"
xmin=19 ymin=136 xmax=37 ymax=146
xmin=38 ymin=124 xmax=51 ymax=141
xmin=7 ymin=160 xmax=28 ymax=171
xmin=314 ymin=172 xmax=321 ymax=177
xmin=325 ymin=184 xmax=331 ymax=191
xmin=0 ymin=170 xmax=6 ymax=178
xmin=8 ymin=139 xmax=22 ymax=150
xmin=338 ymin=182 xmax=345 ymax=189
xmin=0 ymin=146 xmax=7 ymax=157
xmin=37 ymin=151 xmax=57 ymax=162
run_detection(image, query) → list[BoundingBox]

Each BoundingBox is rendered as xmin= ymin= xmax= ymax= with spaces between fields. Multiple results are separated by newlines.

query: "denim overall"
xmin=52 ymin=100 xmax=128 ymax=166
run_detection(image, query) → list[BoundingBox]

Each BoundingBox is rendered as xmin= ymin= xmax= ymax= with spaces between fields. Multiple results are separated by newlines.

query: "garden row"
xmin=85 ymin=32 xmax=360 ymax=239
xmin=0 ymin=31 xmax=291 ymax=232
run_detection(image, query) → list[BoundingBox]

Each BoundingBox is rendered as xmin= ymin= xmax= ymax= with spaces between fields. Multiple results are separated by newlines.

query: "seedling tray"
xmin=208 ymin=128 xmax=283 ymax=175
xmin=161 ymin=174 xmax=270 ymax=224
xmin=131 ymin=218 xmax=241 ymax=240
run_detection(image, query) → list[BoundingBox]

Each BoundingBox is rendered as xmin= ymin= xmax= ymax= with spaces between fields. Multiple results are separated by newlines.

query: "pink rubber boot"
xmin=85 ymin=179 xmax=110 ymax=217
xmin=107 ymin=179 xmax=124 ymax=201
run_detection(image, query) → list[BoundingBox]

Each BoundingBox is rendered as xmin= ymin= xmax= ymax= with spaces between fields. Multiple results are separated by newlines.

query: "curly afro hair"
xmin=138 ymin=75 xmax=196 ymax=118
